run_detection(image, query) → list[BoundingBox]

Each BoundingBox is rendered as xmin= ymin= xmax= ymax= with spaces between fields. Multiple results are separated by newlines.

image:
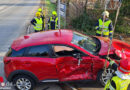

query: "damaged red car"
xmin=4 ymin=30 xmax=130 ymax=90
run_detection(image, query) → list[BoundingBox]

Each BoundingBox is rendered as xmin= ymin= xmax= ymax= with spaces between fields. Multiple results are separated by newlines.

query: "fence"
xmin=61 ymin=0 xmax=120 ymax=20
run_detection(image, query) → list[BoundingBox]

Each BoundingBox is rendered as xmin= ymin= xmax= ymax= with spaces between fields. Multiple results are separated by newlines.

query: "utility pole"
xmin=58 ymin=0 xmax=61 ymax=29
xmin=64 ymin=1 xmax=66 ymax=29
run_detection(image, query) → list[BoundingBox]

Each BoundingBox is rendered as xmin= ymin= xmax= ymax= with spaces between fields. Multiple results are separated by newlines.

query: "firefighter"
xmin=48 ymin=11 xmax=58 ymax=30
xmin=104 ymin=52 xmax=130 ymax=90
xmin=31 ymin=12 xmax=43 ymax=32
xmin=38 ymin=8 xmax=45 ymax=30
xmin=95 ymin=11 xmax=113 ymax=40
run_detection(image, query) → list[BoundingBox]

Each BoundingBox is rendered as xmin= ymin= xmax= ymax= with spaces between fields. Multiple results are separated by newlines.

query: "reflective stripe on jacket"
xmin=34 ymin=17 xmax=43 ymax=31
xmin=104 ymin=76 xmax=130 ymax=90
xmin=96 ymin=19 xmax=112 ymax=36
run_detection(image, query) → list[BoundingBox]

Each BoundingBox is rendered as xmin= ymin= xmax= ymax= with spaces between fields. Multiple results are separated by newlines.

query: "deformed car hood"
xmin=97 ymin=37 xmax=115 ymax=55
xmin=96 ymin=36 xmax=130 ymax=56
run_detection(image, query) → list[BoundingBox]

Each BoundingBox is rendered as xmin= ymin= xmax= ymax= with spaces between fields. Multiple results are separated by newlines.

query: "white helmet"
xmin=102 ymin=11 xmax=109 ymax=17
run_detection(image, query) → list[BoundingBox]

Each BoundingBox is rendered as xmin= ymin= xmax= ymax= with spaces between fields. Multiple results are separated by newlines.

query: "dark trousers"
xmin=96 ymin=33 xmax=101 ymax=36
xmin=35 ymin=30 xmax=43 ymax=32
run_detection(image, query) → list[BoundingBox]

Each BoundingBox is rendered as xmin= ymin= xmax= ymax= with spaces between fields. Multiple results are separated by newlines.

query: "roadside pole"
xmin=58 ymin=0 xmax=61 ymax=29
xmin=59 ymin=2 xmax=66 ymax=29
xmin=64 ymin=1 xmax=67 ymax=29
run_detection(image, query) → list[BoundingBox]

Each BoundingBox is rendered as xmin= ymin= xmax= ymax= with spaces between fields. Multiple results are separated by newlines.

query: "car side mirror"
xmin=72 ymin=53 xmax=82 ymax=66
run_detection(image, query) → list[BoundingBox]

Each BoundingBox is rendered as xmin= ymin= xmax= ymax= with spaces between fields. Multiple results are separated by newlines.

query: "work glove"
xmin=109 ymin=33 xmax=113 ymax=40
xmin=56 ymin=25 xmax=58 ymax=29
xmin=109 ymin=37 xmax=112 ymax=40
xmin=106 ymin=57 xmax=115 ymax=66
xmin=48 ymin=25 xmax=50 ymax=29
xmin=99 ymin=27 xmax=105 ymax=31
xmin=106 ymin=57 xmax=111 ymax=61
xmin=98 ymin=27 xmax=102 ymax=31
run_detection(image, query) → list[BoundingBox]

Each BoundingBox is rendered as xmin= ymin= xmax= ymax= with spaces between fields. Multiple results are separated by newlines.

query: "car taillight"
xmin=4 ymin=59 xmax=11 ymax=64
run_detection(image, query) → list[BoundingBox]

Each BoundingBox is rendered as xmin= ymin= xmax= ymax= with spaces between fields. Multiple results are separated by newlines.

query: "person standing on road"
xmin=95 ymin=11 xmax=113 ymax=40
xmin=48 ymin=11 xmax=58 ymax=30
xmin=104 ymin=52 xmax=130 ymax=90
xmin=31 ymin=12 xmax=43 ymax=32
xmin=38 ymin=8 xmax=45 ymax=30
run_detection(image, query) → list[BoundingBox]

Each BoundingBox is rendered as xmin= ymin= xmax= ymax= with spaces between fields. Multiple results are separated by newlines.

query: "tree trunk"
xmin=84 ymin=0 xmax=88 ymax=12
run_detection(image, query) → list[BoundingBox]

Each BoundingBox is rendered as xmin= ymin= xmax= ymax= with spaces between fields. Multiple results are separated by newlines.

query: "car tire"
xmin=97 ymin=68 xmax=114 ymax=86
xmin=13 ymin=75 xmax=35 ymax=90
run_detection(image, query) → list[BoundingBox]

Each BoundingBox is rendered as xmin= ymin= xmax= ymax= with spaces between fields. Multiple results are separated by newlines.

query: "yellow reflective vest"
xmin=96 ymin=19 xmax=112 ymax=36
xmin=34 ymin=17 xmax=43 ymax=31
xmin=104 ymin=76 xmax=130 ymax=90
xmin=48 ymin=16 xmax=58 ymax=30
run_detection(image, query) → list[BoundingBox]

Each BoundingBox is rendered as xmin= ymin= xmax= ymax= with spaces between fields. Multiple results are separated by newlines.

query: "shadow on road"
xmin=34 ymin=81 xmax=104 ymax=90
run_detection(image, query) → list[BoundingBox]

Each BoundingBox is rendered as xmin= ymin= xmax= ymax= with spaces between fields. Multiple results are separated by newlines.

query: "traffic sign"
xmin=60 ymin=3 xmax=66 ymax=18
xmin=60 ymin=3 xmax=66 ymax=12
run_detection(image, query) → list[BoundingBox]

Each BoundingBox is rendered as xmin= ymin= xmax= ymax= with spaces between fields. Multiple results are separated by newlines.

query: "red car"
xmin=4 ymin=30 xmax=130 ymax=90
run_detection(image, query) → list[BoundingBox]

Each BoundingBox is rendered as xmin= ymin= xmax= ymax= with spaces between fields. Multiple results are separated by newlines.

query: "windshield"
xmin=71 ymin=32 xmax=100 ymax=54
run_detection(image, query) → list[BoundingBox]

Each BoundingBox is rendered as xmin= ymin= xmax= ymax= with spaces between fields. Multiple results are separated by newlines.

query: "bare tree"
xmin=84 ymin=0 xmax=88 ymax=12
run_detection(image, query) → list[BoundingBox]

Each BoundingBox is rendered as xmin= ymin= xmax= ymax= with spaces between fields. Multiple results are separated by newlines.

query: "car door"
xmin=52 ymin=45 xmax=93 ymax=81
xmin=19 ymin=45 xmax=58 ymax=81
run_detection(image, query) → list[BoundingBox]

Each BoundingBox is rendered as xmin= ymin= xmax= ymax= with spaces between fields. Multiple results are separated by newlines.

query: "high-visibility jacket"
xmin=48 ymin=16 xmax=58 ymax=30
xmin=104 ymin=76 xmax=130 ymax=90
xmin=34 ymin=17 xmax=43 ymax=31
xmin=95 ymin=19 xmax=112 ymax=37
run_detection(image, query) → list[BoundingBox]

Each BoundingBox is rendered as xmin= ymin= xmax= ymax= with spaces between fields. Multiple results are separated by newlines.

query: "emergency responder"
xmin=38 ymin=8 xmax=45 ymax=30
xmin=95 ymin=11 xmax=113 ymax=40
xmin=104 ymin=52 xmax=130 ymax=90
xmin=31 ymin=12 xmax=43 ymax=32
xmin=48 ymin=11 xmax=58 ymax=30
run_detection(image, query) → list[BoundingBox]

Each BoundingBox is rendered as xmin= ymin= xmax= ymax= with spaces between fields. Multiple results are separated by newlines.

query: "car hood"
xmin=95 ymin=36 xmax=129 ymax=56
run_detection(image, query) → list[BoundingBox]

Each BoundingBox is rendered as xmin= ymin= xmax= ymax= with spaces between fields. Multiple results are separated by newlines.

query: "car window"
xmin=7 ymin=48 xmax=26 ymax=57
xmin=53 ymin=45 xmax=85 ymax=57
xmin=26 ymin=45 xmax=50 ymax=57
xmin=71 ymin=32 xmax=99 ymax=55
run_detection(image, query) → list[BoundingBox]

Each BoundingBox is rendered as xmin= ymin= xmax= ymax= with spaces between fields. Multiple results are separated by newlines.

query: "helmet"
xmin=52 ymin=11 xmax=57 ymax=16
xmin=115 ymin=50 xmax=127 ymax=59
xmin=118 ymin=58 xmax=130 ymax=74
xmin=36 ymin=12 xmax=41 ymax=17
xmin=38 ymin=8 xmax=42 ymax=12
xmin=102 ymin=11 xmax=109 ymax=17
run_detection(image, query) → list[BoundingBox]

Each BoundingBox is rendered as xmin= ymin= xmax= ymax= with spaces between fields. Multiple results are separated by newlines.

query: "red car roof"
xmin=12 ymin=29 xmax=73 ymax=51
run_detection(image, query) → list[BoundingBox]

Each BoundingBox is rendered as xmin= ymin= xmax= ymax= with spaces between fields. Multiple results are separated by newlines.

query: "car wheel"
xmin=97 ymin=68 xmax=114 ymax=86
xmin=13 ymin=75 xmax=35 ymax=90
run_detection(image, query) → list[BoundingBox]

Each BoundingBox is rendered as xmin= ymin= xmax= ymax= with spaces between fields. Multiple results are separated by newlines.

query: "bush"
xmin=70 ymin=12 xmax=96 ymax=35
xmin=70 ymin=0 xmax=130 ymax=35
xmin=109 ymin=0 xmax=130 ymax=34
